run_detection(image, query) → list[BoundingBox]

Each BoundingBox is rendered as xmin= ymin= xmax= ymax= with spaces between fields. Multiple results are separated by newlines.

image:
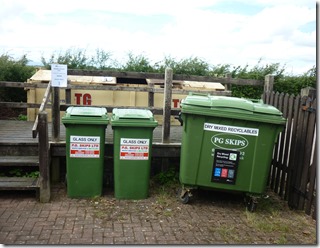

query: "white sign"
xmin=120 ymin=138 xmax=150 ymax=160
xmin=51 ymin=64 xmax=67 ymax=87
xmin=204 ymin=123 xmax=259 ymax=136
xmin=70 ymin=135 xmax=100 ymax=158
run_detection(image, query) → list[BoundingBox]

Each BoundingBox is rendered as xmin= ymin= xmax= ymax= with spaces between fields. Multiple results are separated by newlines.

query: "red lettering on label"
xmin=75 ymin=93 xmax=82 ymax=105
xmin=172 ymin=99 xmax=180 ymax=108
xmin=83 ymin=93 xmax=92 ymax=105
xmin=74 ymin=93 xmax=92 ymax=105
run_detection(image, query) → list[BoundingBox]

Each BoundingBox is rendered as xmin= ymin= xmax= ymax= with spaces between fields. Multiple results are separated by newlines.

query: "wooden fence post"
xmin=264 ymin=74 xmax=274 ymax=93
xmin=225 ymin=73 xmax=231 ymax=91
xmin=38 ymin=111 xmax=50 ymax=203
xmin=65 ymin=80 xmax=71 ymax=104
xmin=148 ymin=82 xmax=154 ymax=108
xmin=162 ymin=68 xmax=173 ymax=143
xmin=52 ymin=87 xmax=60 ymax=142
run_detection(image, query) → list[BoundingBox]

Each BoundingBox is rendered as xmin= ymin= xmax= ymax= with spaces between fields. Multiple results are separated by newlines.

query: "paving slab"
xmin=0 ymin=182 xmax=316 ymax=245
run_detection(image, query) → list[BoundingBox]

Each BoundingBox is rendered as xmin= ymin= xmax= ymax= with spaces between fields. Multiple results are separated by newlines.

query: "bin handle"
xmin=189 ymin=92 xmax=211 ymax=97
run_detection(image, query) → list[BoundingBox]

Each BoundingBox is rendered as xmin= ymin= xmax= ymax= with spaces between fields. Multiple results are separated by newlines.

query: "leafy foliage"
xmin=230 ymin=60 xmax=286 ymax=99
xmin=153 ymin=167 xmax=178 ymax=186
xmin=1 ymin=49 xmax=317 ymax=102
xmin=0 ymin=54 xmax=35 ymax=102
xmin=121 ymin=53 xmax=156 ymax=72
xmin=159 ymin=56 xmax=210 ymax=75
xmin=274 ymin=66 xmax=316 ymax=95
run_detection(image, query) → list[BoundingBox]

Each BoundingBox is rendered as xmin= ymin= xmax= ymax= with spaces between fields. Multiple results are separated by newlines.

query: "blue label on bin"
xmin=211 ymin=149 xmax=240 ymax=185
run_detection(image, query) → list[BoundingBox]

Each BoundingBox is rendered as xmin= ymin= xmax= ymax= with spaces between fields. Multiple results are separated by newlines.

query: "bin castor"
xmin=246 ymin=197 xmax=258 ymax=212
xmin=177 ymin=187 xmax=191 ymax=204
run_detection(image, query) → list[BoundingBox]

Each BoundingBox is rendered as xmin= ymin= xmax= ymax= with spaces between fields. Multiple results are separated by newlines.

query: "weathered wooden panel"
xmin=0 ymin=177 xmax=40 ymax=190
xmin=0 ymin=156 xmax=39 ymax=166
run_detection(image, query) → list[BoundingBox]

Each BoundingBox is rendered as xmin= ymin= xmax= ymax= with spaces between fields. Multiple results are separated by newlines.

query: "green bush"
xmin=0 ymin=54 xmax=35 ymax=102
xmin=2 ymin=49 xmax=316 ymax=102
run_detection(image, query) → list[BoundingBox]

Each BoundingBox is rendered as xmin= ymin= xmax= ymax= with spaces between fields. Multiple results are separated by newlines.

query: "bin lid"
xmin=181 ymin=94 xmax=286 ymax=125
xmin=62 ymin=106 xmax=109 ymax=125
xmin=111 ymin=108 xmax=158 ymax=128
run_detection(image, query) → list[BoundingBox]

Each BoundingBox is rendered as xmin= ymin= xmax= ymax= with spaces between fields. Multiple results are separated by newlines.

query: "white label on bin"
xmin=70 ymin=135 xmax=100 ymax=158
xmin=204 ymin=123 xmax=259 ymax=136
xmin=120 ymin=138 xmax=150 ymax=160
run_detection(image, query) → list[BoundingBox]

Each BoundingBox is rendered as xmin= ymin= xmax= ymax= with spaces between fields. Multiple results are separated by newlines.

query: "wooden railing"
xmin=30 ymin=81 xmax=51 ymax=202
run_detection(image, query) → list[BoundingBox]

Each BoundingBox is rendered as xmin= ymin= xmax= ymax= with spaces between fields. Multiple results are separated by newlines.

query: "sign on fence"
xmin=51 ymin=64 xmax=67 ymax=87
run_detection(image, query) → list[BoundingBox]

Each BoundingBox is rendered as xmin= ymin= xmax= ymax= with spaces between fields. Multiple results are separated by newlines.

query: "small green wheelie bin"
xmin=62 ymin=106 xmax=109 ymax=198
xmin=111 ymin=108 xmax=158 ymax=199
xmin=178 ymin=93 xmax=286 ymax=211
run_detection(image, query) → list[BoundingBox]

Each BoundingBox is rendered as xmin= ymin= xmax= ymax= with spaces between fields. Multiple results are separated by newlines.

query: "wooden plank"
xmin=51 ymin=87 xmax=60 ymax=142
xmin=0 ymin=156 xmax=39 ymax=166
xmin=280 ymin=94 xmax=295 ymax=198
xmin=274 ymin=92 xmax=285 ymax=193
xmin=38 ymin=111 xmax=50 ymax=203
xmin=297 ymin=99 xmax=316 ymax=210
xmin=67 ymin=69 xmax=263 ymax=86
xmin=0 ymin=177 xmax=40 ymax=190
xmin=68 ymin=69 xmax=165 ymax=80
xmin=264 ymin=74 xmax=274 ymax=92
xmin=32 ymin=82 xmax=52 ymax=138
xmin=65 ymin=88 xmax=71 ymax=104
xmin=0 ymin=81 xmax=28 ymax=88
xmin=0 ymin=102 xmax=42 ymax=109
xmin=162 ymin=68 xmax=173 ymax=143
xmin=269 ymin=91 xmax=275 ymax=106
xmin=0 ymin=81 xmax=47 ymax=88
xmin=286 ymin=95 xmax=301 ymax=201
xmin=270 ymin=92 xmax=280 ymax=189
xmin=305 ymin=101 xmax=317 ymax=216
xmin=288 ymin=96 xmax=307 ymax=208
xmin=294 ymin=96 xmax=310 ymax=210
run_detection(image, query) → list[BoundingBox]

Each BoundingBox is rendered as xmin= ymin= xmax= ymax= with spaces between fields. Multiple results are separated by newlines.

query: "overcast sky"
xmin=0 ymin=0 xmax=316 ymax=75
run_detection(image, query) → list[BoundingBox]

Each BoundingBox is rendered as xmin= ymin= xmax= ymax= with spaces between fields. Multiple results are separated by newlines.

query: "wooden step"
xmin=0 ymin=177 xmax=40 ymax=190
xmin=0 ymin=156 xmax=39 ymax=166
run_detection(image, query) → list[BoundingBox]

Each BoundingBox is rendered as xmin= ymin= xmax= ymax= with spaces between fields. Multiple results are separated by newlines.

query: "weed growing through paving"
xmin=150 ymin=167 xmax=181 ymax=218
xmin=242 ymin=192 xmax=316 ymax=244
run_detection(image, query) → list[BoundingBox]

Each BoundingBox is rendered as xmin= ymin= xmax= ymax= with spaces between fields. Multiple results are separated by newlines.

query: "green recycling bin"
xmin=62 ymin=106 xmax=109 ymax=198
xmin=178 ymin=93 xmax=286 ymax=211
xmin=111 ymin=108 xmax=158 ymax=199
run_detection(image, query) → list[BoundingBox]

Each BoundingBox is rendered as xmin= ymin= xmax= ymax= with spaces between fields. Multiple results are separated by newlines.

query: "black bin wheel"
xmin=247 ymin=198 xmax=257 ymax=212
xmin=178 ymin=188 xmax=190 ymax=204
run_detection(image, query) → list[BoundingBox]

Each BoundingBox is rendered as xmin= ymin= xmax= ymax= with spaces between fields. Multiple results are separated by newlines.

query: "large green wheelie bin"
xmin=178 ymin=93 xmax=286 ymax=211
xmin=62 ymin=106 xmax=109 ymax=198
xmin=111 ymin=108 xmax=158 ymax=199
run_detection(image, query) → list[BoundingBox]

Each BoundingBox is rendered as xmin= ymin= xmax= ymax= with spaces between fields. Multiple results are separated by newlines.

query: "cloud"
xmin=0 ymin=0 xmax=315 ymax=74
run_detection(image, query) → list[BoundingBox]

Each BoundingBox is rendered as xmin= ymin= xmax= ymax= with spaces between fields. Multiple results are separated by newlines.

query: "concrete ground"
xmin=0 ymin=182 xmax=316 ymax=245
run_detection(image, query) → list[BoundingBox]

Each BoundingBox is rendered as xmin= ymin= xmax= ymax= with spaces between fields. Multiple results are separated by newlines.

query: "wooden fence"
xmin=263 ymin=88 xmax=317 ymax=219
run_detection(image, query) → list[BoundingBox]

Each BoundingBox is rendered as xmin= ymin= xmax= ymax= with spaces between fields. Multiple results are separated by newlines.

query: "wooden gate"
xmin=263 ymin=89 xmax=316 ymax=219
